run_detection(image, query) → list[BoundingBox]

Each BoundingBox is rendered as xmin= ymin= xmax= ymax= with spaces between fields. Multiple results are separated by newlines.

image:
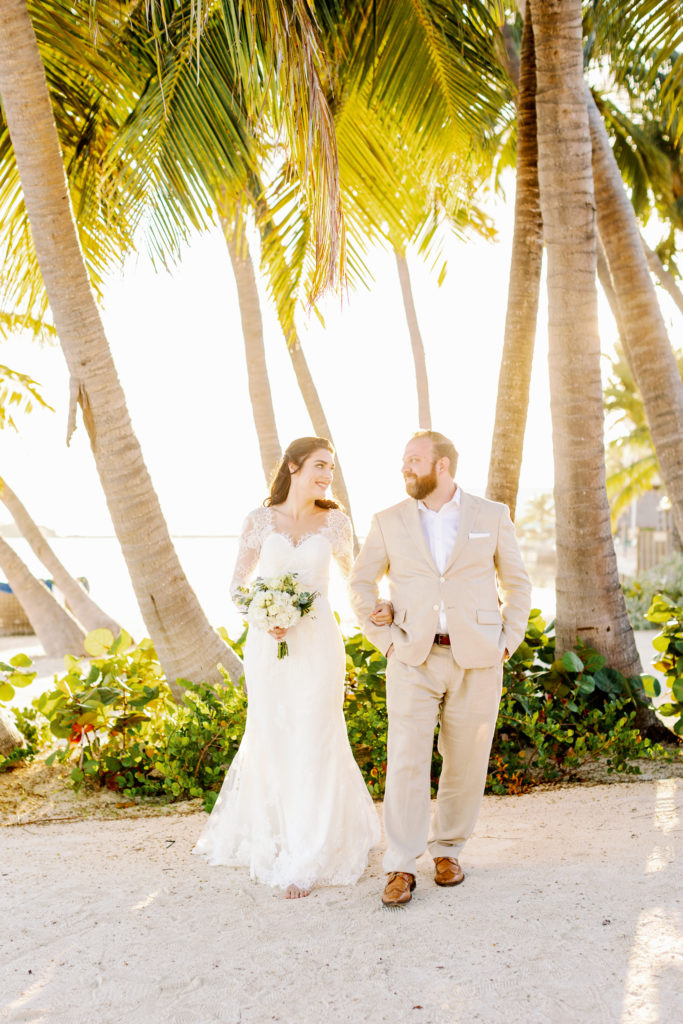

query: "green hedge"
xmin=2 ymin=609 xmax=676 ymax=804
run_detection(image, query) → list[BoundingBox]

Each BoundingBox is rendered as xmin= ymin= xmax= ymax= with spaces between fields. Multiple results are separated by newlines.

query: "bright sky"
xmin=2 ymin=188 xmax=680 ymax=541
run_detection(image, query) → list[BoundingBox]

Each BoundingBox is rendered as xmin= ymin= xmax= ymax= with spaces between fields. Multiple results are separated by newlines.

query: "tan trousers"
xmin=383 ymin=645 xmax=503 ymax=875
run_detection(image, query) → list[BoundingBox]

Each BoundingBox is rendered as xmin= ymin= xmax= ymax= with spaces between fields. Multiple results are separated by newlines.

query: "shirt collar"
xmin=418 ymin=485 xmax=460 ymax=514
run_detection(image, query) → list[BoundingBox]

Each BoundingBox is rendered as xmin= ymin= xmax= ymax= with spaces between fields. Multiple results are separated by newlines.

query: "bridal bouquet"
xmin=235 ymin=573 xmax=318 ymax=658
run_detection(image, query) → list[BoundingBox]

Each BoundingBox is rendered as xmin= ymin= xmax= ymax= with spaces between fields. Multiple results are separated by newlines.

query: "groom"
xmin=350 ymin=431 xmax=531 ymax=906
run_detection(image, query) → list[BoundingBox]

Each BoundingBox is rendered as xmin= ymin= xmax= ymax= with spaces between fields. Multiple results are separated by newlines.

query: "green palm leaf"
xmin=0 ymin=364 xmax=53 ymax=431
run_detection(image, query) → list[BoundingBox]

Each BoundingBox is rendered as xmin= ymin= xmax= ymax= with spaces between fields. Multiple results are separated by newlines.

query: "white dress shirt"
xmin=417 ymin=486 xmax=460 ymax=633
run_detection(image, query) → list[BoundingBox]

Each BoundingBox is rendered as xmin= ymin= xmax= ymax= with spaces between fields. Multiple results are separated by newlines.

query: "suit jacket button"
xmin=439 ymin=577 xmax=445 ymax=583
xmin=433 ymin=604 xmax=439 ymax=611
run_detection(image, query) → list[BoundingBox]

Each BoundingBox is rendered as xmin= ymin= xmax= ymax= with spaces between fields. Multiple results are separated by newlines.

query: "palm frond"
xmin=606 ymin=453 xmax=660 ymax=526
xmin=0 ymin=0 xmax=142 ymax=321
xmin=340 ymin=0 xmax=511 ymax=171
xmin=0 ymin=364 xmax=53 ymax=431
xmin=0 ymin=310 xmax=56 ymax=344
xmin=596 ymin=0 xmax=683 ymax=141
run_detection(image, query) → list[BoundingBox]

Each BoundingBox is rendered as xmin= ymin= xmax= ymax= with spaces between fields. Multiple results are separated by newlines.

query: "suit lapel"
xmin=444 ymin=490 xmax=477 ymax=573
xmin=400 ymin=499 xmax=439 ymax=572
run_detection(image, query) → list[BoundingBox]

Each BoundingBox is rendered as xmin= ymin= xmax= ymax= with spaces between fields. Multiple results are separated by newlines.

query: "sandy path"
xmin=2 ymin=780 xmax=682 ymax=1024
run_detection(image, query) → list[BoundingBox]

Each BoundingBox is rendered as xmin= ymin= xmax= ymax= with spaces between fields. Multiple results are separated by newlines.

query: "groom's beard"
xmin=404 ymin=464 xmax=438 ymax=500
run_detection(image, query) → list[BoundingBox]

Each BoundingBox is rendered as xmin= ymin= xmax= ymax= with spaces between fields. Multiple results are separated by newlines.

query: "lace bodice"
xmin=230 ymin=506 xmax=354 ymax=602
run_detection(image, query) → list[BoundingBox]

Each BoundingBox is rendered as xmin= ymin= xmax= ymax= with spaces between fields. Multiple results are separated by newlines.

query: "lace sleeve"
xmin=328 ymin=509 xmax=354 ymax=579
xmin=230 ymin=508 xmax=269 ymax=605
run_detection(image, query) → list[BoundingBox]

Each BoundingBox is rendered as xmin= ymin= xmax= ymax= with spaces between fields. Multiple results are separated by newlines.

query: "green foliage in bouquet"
xmin=646 ymin=593 xmax=683 ymax=736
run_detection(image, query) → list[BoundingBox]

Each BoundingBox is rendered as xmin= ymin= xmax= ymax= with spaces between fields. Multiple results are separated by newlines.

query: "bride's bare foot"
xmin=285 ymin=884 xmax=310 ymax=899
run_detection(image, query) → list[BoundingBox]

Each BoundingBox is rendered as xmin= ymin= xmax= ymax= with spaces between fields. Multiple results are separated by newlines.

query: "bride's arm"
xmin=229 ymin=510 xmax=263 ymax=607
xmin=330 ymin=509 xmax=354 ymax=578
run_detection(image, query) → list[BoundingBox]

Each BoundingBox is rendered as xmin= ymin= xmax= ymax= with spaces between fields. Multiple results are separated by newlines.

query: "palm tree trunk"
xmin=0 ymin=476 xmax=122 ymax=635
xmin=596 ymin=234 xmax=627 ymax=335
xmin=221 ymin=215 xmax=282 ymax=485
xmin=641 ymin=238 xmax=683 ymax=318
xmin=394 ymin=250 xmax=431 ymax=429
xmin=0 ymin=0 xmax=242 ymax=692
xmin=287 ymin=336 xmax=360 ymax=553
xmin=589 ymin=94 xmax=683 ymax=544
xmin=0 ymin=536 xmax=86 ymax=656
xmin=529 ymin=0 xmax=640 ymax=675
xmin=486 ymin=10 xmax=543 ymax=519
xmin=246 ymin=188 xmax=360 ymax=548
xmin=0 ymin=707 xmax=24 ymax=758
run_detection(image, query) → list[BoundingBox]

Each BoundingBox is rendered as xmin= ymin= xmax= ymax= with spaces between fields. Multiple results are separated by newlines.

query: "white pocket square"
xmin=469 ymin=531 xmax=490 ymax=539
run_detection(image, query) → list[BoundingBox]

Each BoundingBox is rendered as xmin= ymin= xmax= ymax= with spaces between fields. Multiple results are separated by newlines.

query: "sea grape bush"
xmin=1 ymin=612 xmax=675 ymax=797
xmin=646 ymin=593 xmax=683 ymax=736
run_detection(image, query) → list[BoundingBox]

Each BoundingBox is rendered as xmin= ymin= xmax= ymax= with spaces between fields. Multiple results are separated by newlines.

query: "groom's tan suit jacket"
xmin=350 ymin=491 xmax=531 ymax=668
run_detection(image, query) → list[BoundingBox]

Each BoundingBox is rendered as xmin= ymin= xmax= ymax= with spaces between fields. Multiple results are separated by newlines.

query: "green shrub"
xmin=17 ymin=614 xmax=673 ymax=804
xmin=488 ymin=608 xmax=666 ymax=793
xmin=645 ymin=593 xmax=683 ymax=736
xmin=622 ymin=553 xmax=683 ymax=628
xmin=0 ymin=651 xmax=36 ymax=702
xmin=35 ymin=631 xmax=177 ymax=790
xmin=141 ymin=680 xmax=247 ymax=811
xmin=344 ymin=633 xmax=389 ymax=798
xmin=31 ymin=631 xmax=247 ymax=810
xmin=0 ymin=654 xmax=44 ymax=769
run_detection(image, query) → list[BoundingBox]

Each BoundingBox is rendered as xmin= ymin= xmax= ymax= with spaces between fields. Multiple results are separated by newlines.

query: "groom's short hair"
xmin=411 ymin=430 xmax=458 ymax=476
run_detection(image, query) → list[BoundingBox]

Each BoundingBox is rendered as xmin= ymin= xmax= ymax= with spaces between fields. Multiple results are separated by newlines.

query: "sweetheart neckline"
xmin=266 ymin=529 xmax=332 ymax=550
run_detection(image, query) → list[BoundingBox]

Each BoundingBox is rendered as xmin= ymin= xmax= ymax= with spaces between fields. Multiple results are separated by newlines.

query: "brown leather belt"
xmin=434 ymin=633 xmax=451 ymax=646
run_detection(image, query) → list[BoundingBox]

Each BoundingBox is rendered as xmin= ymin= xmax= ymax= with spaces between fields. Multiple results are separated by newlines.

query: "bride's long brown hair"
xmin=264 ymin=437 xmax=340 ymax=510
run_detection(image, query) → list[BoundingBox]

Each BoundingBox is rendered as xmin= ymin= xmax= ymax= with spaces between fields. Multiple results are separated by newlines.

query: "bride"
xmin=194 ymin=437 xmax=381 ymax=898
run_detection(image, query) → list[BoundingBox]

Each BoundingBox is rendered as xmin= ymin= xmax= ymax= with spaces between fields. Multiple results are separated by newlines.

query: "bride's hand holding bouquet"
xmin=236 ymin=572 xmax=318 ymax=658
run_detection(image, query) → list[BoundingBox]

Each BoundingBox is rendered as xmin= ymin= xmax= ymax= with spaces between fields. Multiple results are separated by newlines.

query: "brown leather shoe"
xmin=434 ymin=857 xmax=465 ymax=887
xmin=382 ymin=871 xmax=416 ymax=906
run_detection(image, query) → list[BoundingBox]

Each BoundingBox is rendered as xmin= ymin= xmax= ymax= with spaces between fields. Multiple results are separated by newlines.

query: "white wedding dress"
xmin=193 ymin=506 xmax=379 ymax=890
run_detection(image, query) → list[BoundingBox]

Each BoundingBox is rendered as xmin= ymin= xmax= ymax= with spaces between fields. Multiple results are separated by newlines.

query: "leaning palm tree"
xmin=249 ymin=198 xmax=361 ymax=545
xmin=0 ymin=534 xmax=86 ymax=655
xmin=220 ymin=209 xmax=282 ymax=485
xmin=0 ymin=360 xmax=91 ymax=653
xmin=394 ymin=248 xmax=432 ymax=429
xmin=0 ymin=0 xmax=352 ymax=690
xmin=588 ymin=92 xmax=683 ymax=545
xmin=528 ymin=0 xmax=640 ymax=675
xmin=0 ymin=709 xmax=23 ymax=758
xmin=0 ymin=476 xmax=122 ymax=634
xmin=486 ymin=7 xmax=543 ymax=519
xmin=0 ymin=0 xmax=249 ymax=689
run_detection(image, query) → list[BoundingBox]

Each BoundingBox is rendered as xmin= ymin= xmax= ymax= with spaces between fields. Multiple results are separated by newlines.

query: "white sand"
xmin=2 ymin=780 xmax=682 ymax=1024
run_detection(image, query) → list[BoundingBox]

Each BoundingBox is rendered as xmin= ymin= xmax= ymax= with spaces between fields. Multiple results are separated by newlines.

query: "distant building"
xmin=615 ymin=490 xmax=677 ymax=575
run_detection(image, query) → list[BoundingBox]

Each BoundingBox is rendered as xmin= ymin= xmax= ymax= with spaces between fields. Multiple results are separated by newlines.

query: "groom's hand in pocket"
xmin=370 ymin=600 xmax=393 ymax=626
